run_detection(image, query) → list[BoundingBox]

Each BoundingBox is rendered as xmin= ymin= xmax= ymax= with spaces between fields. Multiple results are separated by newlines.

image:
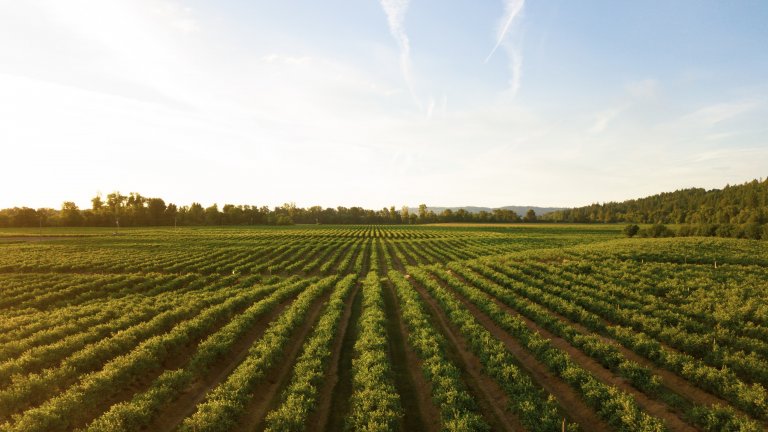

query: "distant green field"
xmin=1 ymin=225 xmax=766 ymax=431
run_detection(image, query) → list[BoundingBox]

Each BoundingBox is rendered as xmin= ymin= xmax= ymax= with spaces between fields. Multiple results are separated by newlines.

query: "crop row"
xmin=425 ymin=265 xmax=667 ymax=431
xmin=346 ymin=272 xmax=403 ymax=431
xmin=262 ymin=274 xmax=357 ymax=431
xmin=489 ymin=259 xmax=768 ymax=421
xmin=85 ymin=276 xmax=315 ymax=431
xmin=178 ymin=275 xmax=338 ymax=431
xmin=407 ymin=267 xmax=568 ymax=431
xmin=453 ymin=261 xmax=762 ymax=431
xmin=388 ymin=271 xmax=489 ymax=431
xmin=1 ymin=276 xmax=289 ymax=431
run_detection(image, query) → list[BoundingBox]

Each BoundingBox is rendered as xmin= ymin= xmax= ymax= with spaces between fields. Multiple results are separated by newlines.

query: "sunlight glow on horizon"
xmin=1 ymin=1 xmax=767 ymax=211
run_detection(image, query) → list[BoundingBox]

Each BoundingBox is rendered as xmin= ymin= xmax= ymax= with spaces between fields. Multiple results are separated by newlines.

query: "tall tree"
xmin=524 ymin=209 xmax=537 ymax=223
xmin=61 ymin=202 xmax=83 ymax=227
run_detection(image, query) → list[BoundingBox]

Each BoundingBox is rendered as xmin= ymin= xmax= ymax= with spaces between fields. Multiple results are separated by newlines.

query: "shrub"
xmin=623 ymin=224 xmax=640 ymax=238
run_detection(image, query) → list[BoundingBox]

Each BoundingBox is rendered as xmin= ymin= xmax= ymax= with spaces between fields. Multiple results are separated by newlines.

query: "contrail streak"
xmin=379 ymin=0 xmax=420 ymax=108
xmin=485 ymin=0 xmax=524 ymax=63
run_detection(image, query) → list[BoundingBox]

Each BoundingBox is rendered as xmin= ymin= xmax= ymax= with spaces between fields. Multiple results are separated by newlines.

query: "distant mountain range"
xmin=408 ymin=206 xmax=565 ymax=216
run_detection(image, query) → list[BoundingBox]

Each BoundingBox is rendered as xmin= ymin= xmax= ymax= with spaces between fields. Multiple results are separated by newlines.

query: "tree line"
xmin=0 ymin=193 xmax=539 ymax=228
xmin=544 ymin=178 xmax=768 ymax=225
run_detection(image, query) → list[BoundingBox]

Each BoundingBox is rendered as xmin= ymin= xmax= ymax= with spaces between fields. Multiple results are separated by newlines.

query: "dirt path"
xmin=376 ymin=240 xmax=387 ymax=275
xmin=309 ymin=282 xmax=360 ymax=431
xmin=436 ymin=279 xmax=613 ymax=432
xmin=341 ymin=242 xmax=363 ymax=274
xmin=236 ymin=290 xmax=332 ymax=432
xmin=409 ymin=279 xmax=526 ymax=432
xmin=384 ymin=242 xmax=406 ymax=271
xmin=145 ymin=295 xmax=297 ymax=432
xmin=66 ymin=291 xmax=279 ymax=431
xmin=318 ymin=283 xmax=362 ymax=431
xmin=382 ymin=280 xmax=441 ymax=432
xmin=506 ymin=263 xmax=765 ymax=424
xmin=476 ymin=287 xmax=697 ymax=432
xmin=0 ymin=236 xmax=75 ymax=243
xmin=544 ymin=303 xmax=764 ymax=425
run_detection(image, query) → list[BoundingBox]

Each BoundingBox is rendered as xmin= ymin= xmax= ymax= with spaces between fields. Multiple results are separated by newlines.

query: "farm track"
xmin=435 ymin=275 xmax=613 ymax=432
xmin=235 ymin=289 xmax=331 ymax=431
xmin=382 ymin=280 xmax=441 ymax=432
xmin=310 ymin=282 xmax=360 ymax=431
xmin=144 ymin=294 xmax=297 ymax=432
xmin=409 ymin=277 xmax=526 ymax=432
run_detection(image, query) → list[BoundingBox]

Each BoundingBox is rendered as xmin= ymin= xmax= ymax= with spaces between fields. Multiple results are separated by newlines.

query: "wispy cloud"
xmin=379 ymin=0 xmax=419 ymax=108
xmin=679 ymin=101 xmax=758 ymax=127
xmin=485 ymin=0 xmax=525 ymax=96
xmin=587 ymin=79 xmax=658 ymax=133
xmin=589 ymin=108 xmax=623 ymax=133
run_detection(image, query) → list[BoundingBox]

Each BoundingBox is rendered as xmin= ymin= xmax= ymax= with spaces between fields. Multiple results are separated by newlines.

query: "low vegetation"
xmin=0 ymin=224 xmax=766 ymax=431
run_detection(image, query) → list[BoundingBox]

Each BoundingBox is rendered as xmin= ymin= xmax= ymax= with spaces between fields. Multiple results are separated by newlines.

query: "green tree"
xmin=165 ymin=203 xmax=178 ymax=226
xmin=61 ymin=202 xmax=83 ymax=227
xmin=623 ymin=224 xmax=640 ymax=238
xmin=204 ymin=204 xmax=220 ymax=225
xmin=147 ymin=198 xmax=166 ymax=225
xmin=524 ymin=209 xmax=537 ymax=223
xmin=418 ymin=204 xmax=428 ymax=221
xmin=91 ymin=193 xmax=104 ymax=211
xmin=188 ymin=202 xmax=205 ymax=225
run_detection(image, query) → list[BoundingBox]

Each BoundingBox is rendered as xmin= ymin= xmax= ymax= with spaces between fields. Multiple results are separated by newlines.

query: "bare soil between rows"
xmin=0 ymin=236 xmax=75 ymax=243
xmin=237 ymin=289 xmax=332 ymax=431
xmin=310 ymin=281 xmax=361 ymax=431
xmin=409 ymin=277 xmax=526 ymax=432
xmin=468 ymin=279 xmax=697 ymax=431
xmin=146 ymin=294 xmax=298 ymax=432
xmin=433 ymin=273 xmax=612 ymax=432
xmin=382 ymin=280 xmax=441 ymax=432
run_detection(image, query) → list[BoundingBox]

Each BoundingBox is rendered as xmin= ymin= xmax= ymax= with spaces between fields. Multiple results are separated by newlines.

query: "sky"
xmin=1 ymin=0 xmax=767 ymax=210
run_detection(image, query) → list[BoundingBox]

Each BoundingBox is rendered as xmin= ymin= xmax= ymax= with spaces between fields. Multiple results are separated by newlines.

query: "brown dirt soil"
xmin=390 ymin=242 xmax=418 ymax=267
xmin=301 ymin=243 xmax=341 ymax=277
xmin=475 ymin=286 xmax=697 ymax=432
xmin=385 ymin=242 xmax=407 ymax=271
xmin=321 ymin=241 xmax=355 ymax=276
xmin=68 ymin=289 xmax=283 ymax=431
xmin=144 ymin=295 xmax=297 ymax=432
xmin=340 ymin=243 xmax=363 ymax=274
xmin=376 ymin=241 xmax=387 ymax=275
xmin=0 ymin=236 xmax=73 ymax=242
xmin=236 ymin=290 xmax=332 ymax=432
xmin=308 ymin=282 xmax=363 ymax=432
xmin=382 ymin=280 xmax=441 ymax=432
xmin=501 ymin=263 xmax=768 ymax=427
xmin=409 ymin=279 xmax=526 ymax=432
xmin=434 ymin=277 xmax=612 ymax=432
xmin=545 ymin=305 xmax=763 ymax=425
xmin=310 ymin=282 xmax=361 ymax=431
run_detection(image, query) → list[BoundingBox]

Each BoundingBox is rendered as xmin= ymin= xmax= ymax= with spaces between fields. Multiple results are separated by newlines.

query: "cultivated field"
xmin=0 ymin=225 xmax=766 ymax=431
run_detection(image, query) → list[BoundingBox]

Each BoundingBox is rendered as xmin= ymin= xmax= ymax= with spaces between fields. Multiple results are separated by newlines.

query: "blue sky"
xmin=1 ymin=0 xmax=766 ymax=210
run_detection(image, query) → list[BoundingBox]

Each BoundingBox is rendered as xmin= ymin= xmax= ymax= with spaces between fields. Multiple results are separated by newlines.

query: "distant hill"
xmin=543 ymin=178 xmax=768 ymax=224
xmin=409 ymin=206 xmax=565 ymax=216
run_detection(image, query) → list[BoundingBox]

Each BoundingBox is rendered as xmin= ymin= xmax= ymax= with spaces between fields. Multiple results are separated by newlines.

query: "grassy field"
xmin=0 ymin=225 xmax=766 ymax=431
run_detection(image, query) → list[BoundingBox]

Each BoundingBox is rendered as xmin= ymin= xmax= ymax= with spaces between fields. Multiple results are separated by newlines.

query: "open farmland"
xmin=0 ymin=225 xmax=767 ymax=431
